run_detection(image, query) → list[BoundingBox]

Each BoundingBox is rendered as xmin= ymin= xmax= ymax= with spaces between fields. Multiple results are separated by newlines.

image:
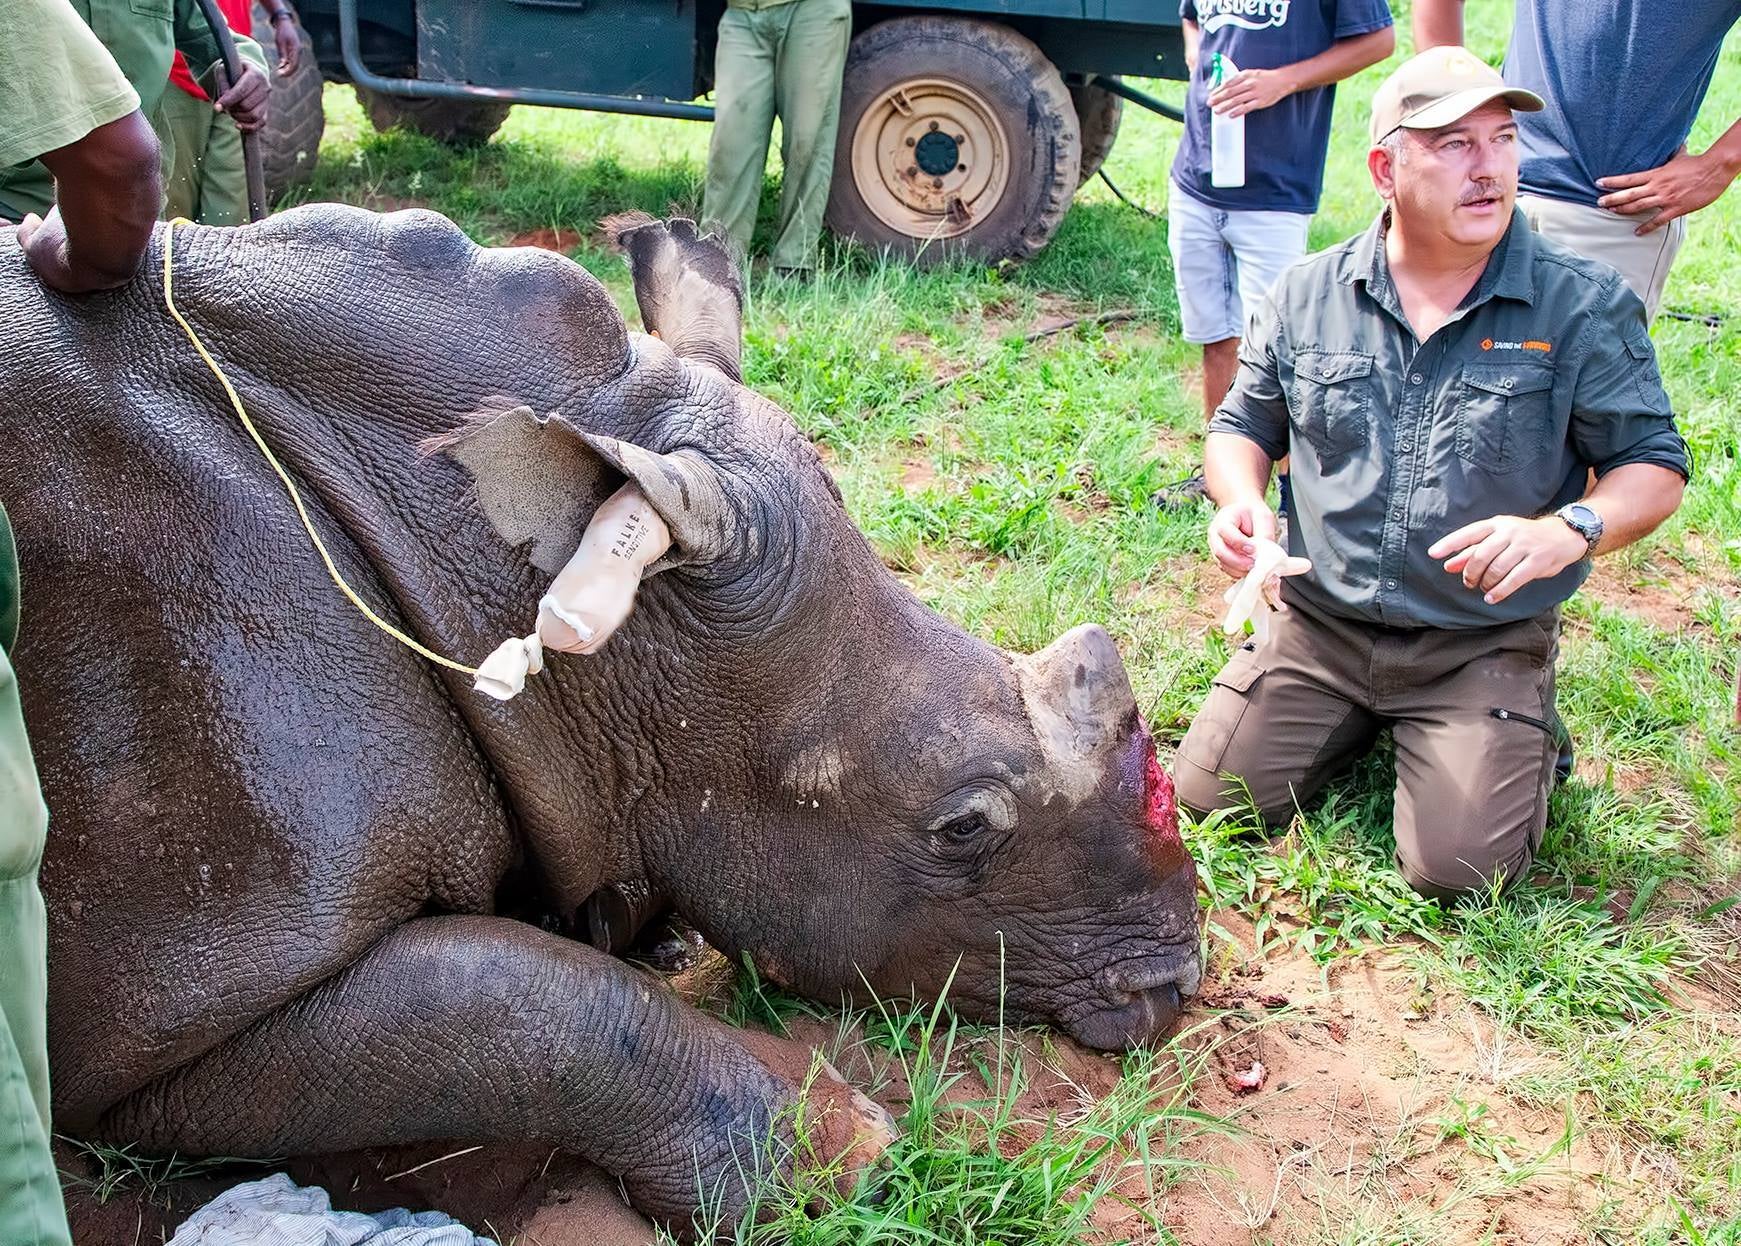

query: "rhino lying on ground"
xmin=0 ymin=206 xmax=1200 ymax=1227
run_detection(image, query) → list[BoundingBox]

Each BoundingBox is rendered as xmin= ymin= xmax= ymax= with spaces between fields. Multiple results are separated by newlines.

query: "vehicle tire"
xmin=825 ymin=17 xmax=1080 ymax=264
xmin=354 ymin=86 xmax=511 ymax=146
xmin=1071 ymin=79 xmax=1123 ymax=186
xmin=249 ymin=1 xmax=324 ymax=199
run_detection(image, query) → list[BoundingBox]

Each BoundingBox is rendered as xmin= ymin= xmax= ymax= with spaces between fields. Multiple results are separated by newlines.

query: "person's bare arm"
xmin=1182 ymin=17 xmax=1201 ymax=75
xmin=261 ymin=0 xmax=301 ymax=74
xmin=1597 ymin=118 xmax=1741 ymax=235
xmin=16 ymin=110 xmax=160 ymax=294
xmin=1208 ymin=25 xmax=1395 ymax=117
xmin=1427 ymin=465 xmax=1685 ymax=606
xmin=1411 ymin=0 xmax=1466 ymax=49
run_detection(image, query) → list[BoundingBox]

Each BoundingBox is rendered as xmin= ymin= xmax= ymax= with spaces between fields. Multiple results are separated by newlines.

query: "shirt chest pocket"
xmin=1291 ymin=350 xmax=1373 ymax=464
xmin=1454 ymin=364 xmax=1556 ymax=475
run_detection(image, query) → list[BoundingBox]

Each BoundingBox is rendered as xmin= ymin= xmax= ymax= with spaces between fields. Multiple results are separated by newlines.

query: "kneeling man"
xmin=1174 ymin=48 xmax=1689 ymax=898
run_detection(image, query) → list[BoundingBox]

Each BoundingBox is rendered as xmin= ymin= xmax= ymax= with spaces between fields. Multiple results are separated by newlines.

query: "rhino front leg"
xmin=95 ymin=915 xmax=890 ymax=1227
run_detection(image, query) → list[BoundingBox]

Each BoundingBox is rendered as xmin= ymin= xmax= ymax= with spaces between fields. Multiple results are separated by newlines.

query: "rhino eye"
xmin=942 ymin=813 xmax=989 ymax=843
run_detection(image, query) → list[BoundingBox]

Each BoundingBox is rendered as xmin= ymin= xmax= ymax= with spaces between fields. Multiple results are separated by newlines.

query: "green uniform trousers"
xmin=0 ymin=504 xmax=70 ymax=1246
xmin=154 ymin=81 xmax=248 ymax=226
xmin=702 ymin=0 xmax=851 ymax=272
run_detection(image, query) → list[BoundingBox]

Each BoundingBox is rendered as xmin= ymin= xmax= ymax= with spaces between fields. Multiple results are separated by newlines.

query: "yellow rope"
xmin=161 ymin=219 xmax=479 ymax=676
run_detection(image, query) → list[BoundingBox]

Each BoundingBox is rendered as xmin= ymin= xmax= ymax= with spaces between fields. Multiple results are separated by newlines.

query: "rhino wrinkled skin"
xmin=0 ymin=206 xmax=1199 ymax=1227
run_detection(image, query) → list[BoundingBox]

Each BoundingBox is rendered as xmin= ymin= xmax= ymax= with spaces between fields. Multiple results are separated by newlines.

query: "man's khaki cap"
xmin=1369 ymin=45 xmax=1544 ymax=144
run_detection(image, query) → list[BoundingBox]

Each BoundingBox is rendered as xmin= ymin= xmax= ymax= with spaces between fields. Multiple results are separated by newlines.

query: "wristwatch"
xmin=1555 ymin=502 xmax=1604 ymax=558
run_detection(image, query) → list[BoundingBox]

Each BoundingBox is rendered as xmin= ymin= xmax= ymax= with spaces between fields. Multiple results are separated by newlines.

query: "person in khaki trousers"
xmin=1174 ymin=49 xmax=1689 ymax=899
xmin=702 ymin=0 xmax=852 ymax=276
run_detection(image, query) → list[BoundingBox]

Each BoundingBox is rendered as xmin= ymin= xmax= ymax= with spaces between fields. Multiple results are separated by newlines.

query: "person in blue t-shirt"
xmin=1156 ymin=0 xmax=1394 ymax=510
xmin=1415 ymin=1 xmax=1741 ymax=322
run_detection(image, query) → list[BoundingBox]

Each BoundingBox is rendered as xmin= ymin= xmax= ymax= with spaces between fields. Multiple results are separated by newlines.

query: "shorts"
xmin=1167 ymin=181 xmax=1310 ymax=345
xmin=1518 ymin=193 xmax=1686 ymax=323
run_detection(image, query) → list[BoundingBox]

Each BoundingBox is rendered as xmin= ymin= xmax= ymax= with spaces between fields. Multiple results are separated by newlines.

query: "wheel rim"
xmin=850 ymin=77 xmax=1010 ymax=242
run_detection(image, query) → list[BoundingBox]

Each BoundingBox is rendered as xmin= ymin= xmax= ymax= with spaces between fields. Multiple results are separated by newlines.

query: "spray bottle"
xmin=1209 ymin=52 xmax=1246 ymax=189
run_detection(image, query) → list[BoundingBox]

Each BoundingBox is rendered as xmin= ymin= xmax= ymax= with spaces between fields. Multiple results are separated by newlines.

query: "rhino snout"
xmin=1065 ymin=951 xmax=1203 ymax=1051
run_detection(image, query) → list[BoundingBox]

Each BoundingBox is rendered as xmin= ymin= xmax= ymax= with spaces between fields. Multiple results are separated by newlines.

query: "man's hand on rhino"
xmin=1208 ymin=497 xmax=1278 ymax=577
xmin=17 ymin=208 xmax=138 ymax=294
xmin=214 ymin=62 xmax=271 ymax=133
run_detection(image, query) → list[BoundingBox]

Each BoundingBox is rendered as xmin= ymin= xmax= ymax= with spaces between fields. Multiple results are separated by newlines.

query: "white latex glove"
xmin=472 ymin=483 xmax=674 ymax=702
xmin=1221 ymin=538 xmax=1312 ymax=647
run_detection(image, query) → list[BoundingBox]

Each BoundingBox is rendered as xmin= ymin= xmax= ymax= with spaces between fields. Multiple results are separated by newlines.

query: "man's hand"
xmin=1208 ymin=68 xmax=1297 ymax=118
xmin=1208 ymin=499 xmax=1278 ymax=577
xmin=16 ymin=210 xmax=92 ymax=293
xmin=270 ymin=15 xmax=301 ymax=75
xmin=1597 ymin=148 xmax=1739 ymax=236
xmin=1427 ymin=515 xmax=1588 ymax=606
xmin=214 ymin=62 xmax=271 ymax=133
xmin=17 ymin=206 xmax=138 ymax=294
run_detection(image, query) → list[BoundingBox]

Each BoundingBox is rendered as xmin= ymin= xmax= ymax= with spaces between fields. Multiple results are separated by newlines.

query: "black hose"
xmin=191 ymin=0 xmax=268 ymax=222
xmin=1097 ymin=168 xmax=1166 ymax=220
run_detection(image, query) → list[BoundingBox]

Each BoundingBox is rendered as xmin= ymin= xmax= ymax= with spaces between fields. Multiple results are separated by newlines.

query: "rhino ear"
xmin=575 ymin=430 xmax=734 ymax=571
xmin=1015 ymin=624 xmax=1139 ymax=758
xmin=437 ymin=404 xmax=734 ymax=574
xmin=603 ymin=212 xmax=744 ymax=383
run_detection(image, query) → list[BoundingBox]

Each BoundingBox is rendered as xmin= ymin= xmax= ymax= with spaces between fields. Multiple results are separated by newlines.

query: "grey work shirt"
xmin=1211 ymin=208 xmax=1689 ymax=631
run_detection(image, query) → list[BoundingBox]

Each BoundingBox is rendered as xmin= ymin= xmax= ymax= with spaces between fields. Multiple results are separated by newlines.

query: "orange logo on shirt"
xmin=1482 ymin=337 xmax=1552 ymax=353
xmin=1481 ymin=338 xmax=1493 ymax=350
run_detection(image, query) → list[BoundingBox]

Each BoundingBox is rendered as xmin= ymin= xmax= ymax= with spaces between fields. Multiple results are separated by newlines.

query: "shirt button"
xmin=1400 ymin=442 xmax=1414 ymax=453
xmin=1393 ymin=507 xmax=1404 ymax=519
xmin=1386 ymin=579 xmax=1399 ymax=590
xmin=1502 ymin=377 xmax=1516 ymax=389
xmin=1410 ymin=373 xmax=1424 ymax=384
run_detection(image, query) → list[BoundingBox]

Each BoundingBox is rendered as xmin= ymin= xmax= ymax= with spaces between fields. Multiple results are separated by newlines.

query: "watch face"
xmin=1567 ymin=504 xmax=1598 ymax=526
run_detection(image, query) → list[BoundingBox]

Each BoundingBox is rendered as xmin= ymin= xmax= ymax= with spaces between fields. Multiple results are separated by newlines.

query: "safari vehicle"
xmin=259 ymin=0 xmax=1187 ymax=261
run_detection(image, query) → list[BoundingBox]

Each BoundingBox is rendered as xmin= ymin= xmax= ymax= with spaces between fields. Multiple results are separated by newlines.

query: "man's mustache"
xmin=1459 ymin=182 xmax=1505 ymax=204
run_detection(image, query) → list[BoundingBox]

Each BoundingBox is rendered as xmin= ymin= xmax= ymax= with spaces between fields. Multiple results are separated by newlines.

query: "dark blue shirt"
xmin=1171 ymin=0 xmax=1393 ymax=215
xmin=1505 ymin=0 xmax=1741 ymax=207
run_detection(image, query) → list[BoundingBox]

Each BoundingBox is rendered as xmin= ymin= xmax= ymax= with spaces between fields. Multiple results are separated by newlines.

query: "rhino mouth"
xmin=1063 ymin=957 xmax=1203 ymax=1051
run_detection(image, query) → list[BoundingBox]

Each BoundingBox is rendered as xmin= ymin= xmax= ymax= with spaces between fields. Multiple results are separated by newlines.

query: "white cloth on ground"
xmin=167 ymin=1173 xmax=497 ymax=1246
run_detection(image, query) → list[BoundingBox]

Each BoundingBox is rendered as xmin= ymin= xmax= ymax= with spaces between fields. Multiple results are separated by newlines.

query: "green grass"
xmin=262 ymin=0 xmax=1741 ymax=1239
xmin=670 ymin=979 xmax=1231 ymax=1246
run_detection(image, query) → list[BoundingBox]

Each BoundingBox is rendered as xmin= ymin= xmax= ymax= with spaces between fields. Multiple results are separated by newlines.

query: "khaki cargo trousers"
xmin=1175 ymin=588 xmax=1561 ymax=899
xmin=703 ymin=0 xmax=852 ymax=272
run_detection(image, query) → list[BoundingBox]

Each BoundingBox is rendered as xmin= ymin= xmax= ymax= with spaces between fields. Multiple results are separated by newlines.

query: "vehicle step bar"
xmin=336 ymin=0 xmax=717 ymax=122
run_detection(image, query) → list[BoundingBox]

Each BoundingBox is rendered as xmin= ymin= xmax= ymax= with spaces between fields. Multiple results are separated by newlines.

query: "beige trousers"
xmin=1518 ymin=194 xmax=1688 ymax=323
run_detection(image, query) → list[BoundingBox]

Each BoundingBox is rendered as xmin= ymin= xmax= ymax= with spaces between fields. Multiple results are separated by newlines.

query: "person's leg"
xmin=1157 ymin=183 xmax=1242 ymax=509
xmin=703 ymin=6 xmax=781 ymax=265
xmin=1175 ymin=594 xmax=1382 ymax=823
xmin=1224 ymin=208 xmax=1310 ymax=515
xmin=195 ymin=109 xmax=248 ymax=226
xmin=1518 ymin=193 xmax=1688 ymax=323
xmin=1199 ymin=337 xmax=1240 ymax=424
xmin=768 ymin=0 xmax=853 ymax=273
xmin=1385 ymin=615 xmax=1559 ymax=899
xmin=152 ymin=87 xmax=208 ymax=224
xmin=0 ymin=641 xmax=71 ymax=1246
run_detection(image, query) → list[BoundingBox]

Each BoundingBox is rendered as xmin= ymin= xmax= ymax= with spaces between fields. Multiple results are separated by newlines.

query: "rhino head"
xmin=447 ymin=216 xmax=1201 ymax=1050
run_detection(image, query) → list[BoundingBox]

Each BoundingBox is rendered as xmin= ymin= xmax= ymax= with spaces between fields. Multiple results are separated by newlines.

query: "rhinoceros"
xmin=0 ymin=206 xmax=1200 ymax=1227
